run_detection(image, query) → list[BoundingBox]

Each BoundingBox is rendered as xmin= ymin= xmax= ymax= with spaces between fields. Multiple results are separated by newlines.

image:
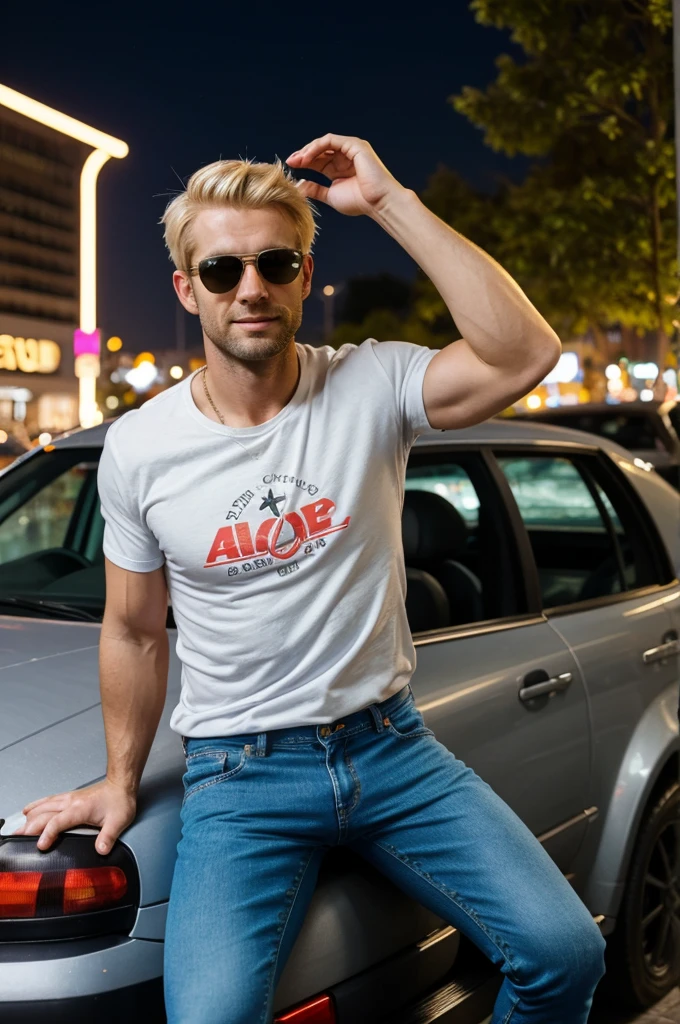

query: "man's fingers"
xmin=95 ymin=825 xmax=122 ymax=856
xmin=295 ymin=179 xmax=330 ymax=205
xmin=287 ymin=134 xmax=365 ymax=168
xmin=23 ymin=794 xmax=61 ymax=813
xmin=37 ymin=811 xmax=77 ymax=851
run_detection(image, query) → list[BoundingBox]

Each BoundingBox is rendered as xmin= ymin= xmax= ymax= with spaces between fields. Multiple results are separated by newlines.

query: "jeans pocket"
xmin=182 ymin=747 xmax=248 ymax=802
xmin=385 ymin=697 xmax=434 ymax=740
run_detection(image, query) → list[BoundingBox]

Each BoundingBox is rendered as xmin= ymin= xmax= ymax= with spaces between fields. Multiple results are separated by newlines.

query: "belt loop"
xmin=256 ymin=732 xmax=269 ymax=757
xmin=367 ymin=704 xmax=386 ymax=733
xmin=181 ymin=736 xmax=188 ymax=757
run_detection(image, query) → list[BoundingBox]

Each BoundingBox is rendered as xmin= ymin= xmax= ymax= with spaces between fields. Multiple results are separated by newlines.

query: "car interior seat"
xmin=402 ymin=489 xmax=484 ymax=627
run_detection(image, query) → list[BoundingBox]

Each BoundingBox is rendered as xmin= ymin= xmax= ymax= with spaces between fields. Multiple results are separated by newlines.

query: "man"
xmin=16 ymin=134 xmax=606 ymax=1023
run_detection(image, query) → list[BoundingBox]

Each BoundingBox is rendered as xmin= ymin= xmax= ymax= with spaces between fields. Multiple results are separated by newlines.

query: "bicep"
xmin=102 ymin=557 xmax=168 ymax=639
xmin=422 ymin=339 xmax=546 ymax=431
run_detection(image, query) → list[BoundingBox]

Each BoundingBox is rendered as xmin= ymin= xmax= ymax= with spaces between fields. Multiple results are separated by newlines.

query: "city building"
xmin=0 ymin=103 xmax=89 ymax=438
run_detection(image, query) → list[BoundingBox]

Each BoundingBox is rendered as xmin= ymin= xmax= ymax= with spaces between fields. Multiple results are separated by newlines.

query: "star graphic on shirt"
xmin=259 ymin=489 xmax=285 ymax=517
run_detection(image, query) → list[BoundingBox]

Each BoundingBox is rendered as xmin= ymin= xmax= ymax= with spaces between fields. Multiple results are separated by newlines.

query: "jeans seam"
xmin=372 ymin=839 xmax=518 ymax=972
xmin=502 ymin=997 xmax=520 ymax=1023
xmin=344 ymin=747 xmax=362 ymax=815
xmin=182 ymin=750 xmax=248 ymax=803
xmin=258 ymin=850 xmax=320 ymax=1024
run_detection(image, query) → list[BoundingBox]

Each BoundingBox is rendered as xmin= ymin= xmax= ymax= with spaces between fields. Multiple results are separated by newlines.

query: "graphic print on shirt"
xmin=204 ymin=470 xmax=351 ymax=574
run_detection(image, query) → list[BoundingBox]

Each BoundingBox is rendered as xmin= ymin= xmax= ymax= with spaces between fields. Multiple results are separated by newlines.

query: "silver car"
xmin=1 ymin=416 xmax=679 ymax=1023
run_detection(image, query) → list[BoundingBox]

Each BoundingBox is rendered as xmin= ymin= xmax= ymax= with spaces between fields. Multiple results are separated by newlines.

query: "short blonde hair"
xmin=160 ymin=157 xmax=319 ymax=270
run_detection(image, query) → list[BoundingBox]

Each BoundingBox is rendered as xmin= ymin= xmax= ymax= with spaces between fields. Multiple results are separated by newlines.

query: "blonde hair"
xmin=160 ymin=157 xmax=319 ymax=270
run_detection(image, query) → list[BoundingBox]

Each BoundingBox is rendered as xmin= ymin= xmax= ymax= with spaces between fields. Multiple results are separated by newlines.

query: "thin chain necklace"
xmin=200 ymin=365 xmax=261 ymax=461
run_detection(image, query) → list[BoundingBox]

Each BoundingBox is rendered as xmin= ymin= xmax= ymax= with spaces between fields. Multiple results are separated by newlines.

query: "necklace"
xmin=200 ymin=365 xmax=261 ymax=461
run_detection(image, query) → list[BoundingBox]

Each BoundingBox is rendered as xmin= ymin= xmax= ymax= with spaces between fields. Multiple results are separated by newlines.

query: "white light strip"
xmin=80 ymin=149 xmax=111 ymax=333
xmin=0 ymin=84 xmax=128 ymax=158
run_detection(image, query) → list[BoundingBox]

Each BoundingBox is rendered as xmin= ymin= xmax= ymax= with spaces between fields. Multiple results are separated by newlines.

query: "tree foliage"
xmin=431 ymin=0 xmax=678 ymax=366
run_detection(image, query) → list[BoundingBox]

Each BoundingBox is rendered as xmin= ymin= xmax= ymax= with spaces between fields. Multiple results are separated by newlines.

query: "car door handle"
xmin=642 ymin=639 xmax=680 ymax=665
xmin=519 ymin=672 xmax=573 ymax=702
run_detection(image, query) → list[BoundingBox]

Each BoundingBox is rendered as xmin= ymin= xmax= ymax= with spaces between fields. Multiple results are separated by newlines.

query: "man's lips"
xmin=235 ymin=316 xmax=278 ymax=323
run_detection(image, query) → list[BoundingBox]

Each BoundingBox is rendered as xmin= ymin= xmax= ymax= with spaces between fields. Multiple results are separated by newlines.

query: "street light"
xmin=0 ymin=84 xmax=129 ymax=428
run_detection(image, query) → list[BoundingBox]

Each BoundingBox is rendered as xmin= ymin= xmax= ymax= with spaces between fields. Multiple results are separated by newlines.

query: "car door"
xmin=492 ymin=444 xmax=680 ymax=884
xmin=404 ymin=444 xmax=591 ymax=873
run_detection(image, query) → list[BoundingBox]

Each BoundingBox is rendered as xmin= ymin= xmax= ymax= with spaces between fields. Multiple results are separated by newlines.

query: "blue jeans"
xmin=164 ymin=684 xmax=606 ymax=1024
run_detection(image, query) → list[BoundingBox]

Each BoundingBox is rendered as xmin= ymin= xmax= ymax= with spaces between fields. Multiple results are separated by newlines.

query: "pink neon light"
xmin=73 ymin=328 xmax=101 ymax=357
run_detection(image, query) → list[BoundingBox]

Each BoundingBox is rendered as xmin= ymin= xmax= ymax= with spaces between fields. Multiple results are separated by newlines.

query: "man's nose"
xmin=234 ymin=261 xmax=268 ymax=302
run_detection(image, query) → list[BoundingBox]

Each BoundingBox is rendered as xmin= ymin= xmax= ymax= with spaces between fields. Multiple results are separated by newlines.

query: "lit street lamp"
xmin=320 ymin=283 xmax=344 ymax=344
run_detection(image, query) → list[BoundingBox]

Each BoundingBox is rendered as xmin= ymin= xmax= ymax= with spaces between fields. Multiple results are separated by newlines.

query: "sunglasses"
xmin=189 ymin=248 xmax=304 ymax=294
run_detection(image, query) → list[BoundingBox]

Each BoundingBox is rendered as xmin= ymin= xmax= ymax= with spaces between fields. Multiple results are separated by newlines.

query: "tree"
xmin=433 ymin=0 xmax=677 ymax=380
xmin=329 ymin=272 xmax=458 ymax=349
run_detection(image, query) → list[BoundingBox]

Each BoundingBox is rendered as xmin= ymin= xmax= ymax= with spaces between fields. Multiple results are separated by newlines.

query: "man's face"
xmin=173 ymin=206 xmax=314 ymax=362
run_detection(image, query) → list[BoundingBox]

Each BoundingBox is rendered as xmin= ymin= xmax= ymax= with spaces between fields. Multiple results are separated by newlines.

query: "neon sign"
xmin=0 ymin=335 xmax=61 ymax=373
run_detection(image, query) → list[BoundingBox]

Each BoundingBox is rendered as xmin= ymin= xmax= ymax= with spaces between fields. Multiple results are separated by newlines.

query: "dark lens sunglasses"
xmin=189 ymin=248 xmax=304 ymax=294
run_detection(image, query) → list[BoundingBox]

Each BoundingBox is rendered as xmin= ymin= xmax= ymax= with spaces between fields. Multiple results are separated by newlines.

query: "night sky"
xmin=2 ymin=4 xmax=529 ymax=352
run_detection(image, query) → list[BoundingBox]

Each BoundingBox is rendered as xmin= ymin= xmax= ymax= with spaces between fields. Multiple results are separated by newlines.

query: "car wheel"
xmin=599 ymin=781 xmax=680 ymax=1011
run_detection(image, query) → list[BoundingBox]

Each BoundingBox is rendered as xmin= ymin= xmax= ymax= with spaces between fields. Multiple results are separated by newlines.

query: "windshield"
xmin=0 ymin=447 xmax=105 ymax=620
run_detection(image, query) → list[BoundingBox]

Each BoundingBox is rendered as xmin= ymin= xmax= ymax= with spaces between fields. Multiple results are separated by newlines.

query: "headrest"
xmin=402 ymin=489 xmax=469 ymax=562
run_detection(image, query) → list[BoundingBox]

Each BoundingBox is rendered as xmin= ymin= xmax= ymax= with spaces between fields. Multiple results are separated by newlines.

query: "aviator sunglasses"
xmin=189 ymin=248 xmax=304 ymax=294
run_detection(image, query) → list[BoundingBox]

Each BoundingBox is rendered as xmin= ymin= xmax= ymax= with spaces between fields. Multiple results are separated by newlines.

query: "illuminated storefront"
xmin=0 ymin=312 xmax=78 ymax=439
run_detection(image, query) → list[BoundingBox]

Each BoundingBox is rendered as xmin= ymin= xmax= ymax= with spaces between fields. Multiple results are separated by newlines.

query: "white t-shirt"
xmin=98 ymin=338 xmax=438 ymax=737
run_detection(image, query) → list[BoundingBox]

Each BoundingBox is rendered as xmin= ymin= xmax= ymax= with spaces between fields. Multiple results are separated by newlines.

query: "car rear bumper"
xmin=0 ymin=979 xmax=165 ymax=1024
xmin=0 ymin=929 xmax=502 ymax=1024
xmin=0 ymin=934 xmax=164 ymax=1011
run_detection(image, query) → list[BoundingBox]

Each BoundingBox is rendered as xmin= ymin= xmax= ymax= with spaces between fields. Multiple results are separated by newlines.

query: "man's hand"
xmin=12 ymin=779 xmax=137 ymax=855
xmin=286 ymin=134 xmax=408 ymax=218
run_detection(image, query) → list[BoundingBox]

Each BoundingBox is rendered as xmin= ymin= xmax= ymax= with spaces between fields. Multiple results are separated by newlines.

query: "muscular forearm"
xmin=99 ymin=626 xmax=169 ymax=795
xmin=370 ymin=188 xmax=559 ymax=369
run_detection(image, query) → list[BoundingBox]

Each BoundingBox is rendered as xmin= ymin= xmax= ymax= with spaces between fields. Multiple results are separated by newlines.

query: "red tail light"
xmin=0 ymin=835 xmax=140 ymax=941
xmin=63 ymin=867 xmax=127 ymax=914
xmin=274 ymin=994 xmax=336 ymax=1023
xmin=0 ymin=871 xmax=41 ymax=918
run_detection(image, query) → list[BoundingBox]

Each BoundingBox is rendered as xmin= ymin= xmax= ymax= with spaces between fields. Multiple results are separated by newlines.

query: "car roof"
xmin=43 ymin=414 xmax=635 ymax=462
xmin=517 ymin=401 xmax=671 ymax=415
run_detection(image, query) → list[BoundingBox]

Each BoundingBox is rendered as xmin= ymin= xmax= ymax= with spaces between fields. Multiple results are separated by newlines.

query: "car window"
xmin=496 ymin=453 xmax=659 ymax=609
xmin=0 ymin=448 xmax=105 ymax=618
xmin=404 ymin=453 xmax=526 ymax=632
xmin=0 ymin=461 xmax=87 ymax=564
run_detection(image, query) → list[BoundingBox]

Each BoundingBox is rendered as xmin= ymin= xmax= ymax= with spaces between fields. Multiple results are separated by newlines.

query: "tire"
xmin=597 ymin=780 xmax=680 ymax=1011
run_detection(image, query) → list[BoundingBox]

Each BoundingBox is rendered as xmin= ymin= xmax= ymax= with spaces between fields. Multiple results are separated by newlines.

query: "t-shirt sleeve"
xmin=368 ymin=339 xmax=439 ymax=446
xmin=97 ymin=423 xmax=165 ymax=573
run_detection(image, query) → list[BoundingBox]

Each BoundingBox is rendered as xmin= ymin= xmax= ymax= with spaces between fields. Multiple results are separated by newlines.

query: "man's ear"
xmin=301 ymin=254 xmax=314 ymax=302
xmin=173 ymin=270 xmax=200 ymax=315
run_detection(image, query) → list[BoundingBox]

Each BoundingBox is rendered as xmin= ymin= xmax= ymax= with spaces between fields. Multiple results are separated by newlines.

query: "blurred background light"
xmin=106 ymin=336 xmax=123 ymax=352
xmin=38 ymin=432 xmax=52 ymax=445
xmin=526 ymin=394 xmax=542 ymax=409
xmin=632 ymin=362 xmax=658 ymax=379
xmin=169 ymin=365 xmax=184 ymax=379
xmin=124 ymin=360 xmax=158 ymax=391
xmin=640 ymin=388 xmax=654 ymax=401
xmin=541 ymin=351 xmax=579 ymax=384
xmin=133 ymin=351 xmax=155 ymax=367
xmin=105 ymin=395 xmax=120 ymax=409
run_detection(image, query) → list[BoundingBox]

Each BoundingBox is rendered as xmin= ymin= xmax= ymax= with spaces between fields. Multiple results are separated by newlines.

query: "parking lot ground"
xmin=590 ymin=986 xmax=680 ymax=1023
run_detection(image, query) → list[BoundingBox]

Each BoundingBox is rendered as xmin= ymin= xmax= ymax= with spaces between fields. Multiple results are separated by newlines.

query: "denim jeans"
xmin=164 ymin=684 xmax=606 ymax=1024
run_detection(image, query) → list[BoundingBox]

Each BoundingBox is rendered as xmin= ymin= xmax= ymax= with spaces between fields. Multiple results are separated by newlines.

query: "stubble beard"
xmin=198 ymin=300 xmax=303 ymax=364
